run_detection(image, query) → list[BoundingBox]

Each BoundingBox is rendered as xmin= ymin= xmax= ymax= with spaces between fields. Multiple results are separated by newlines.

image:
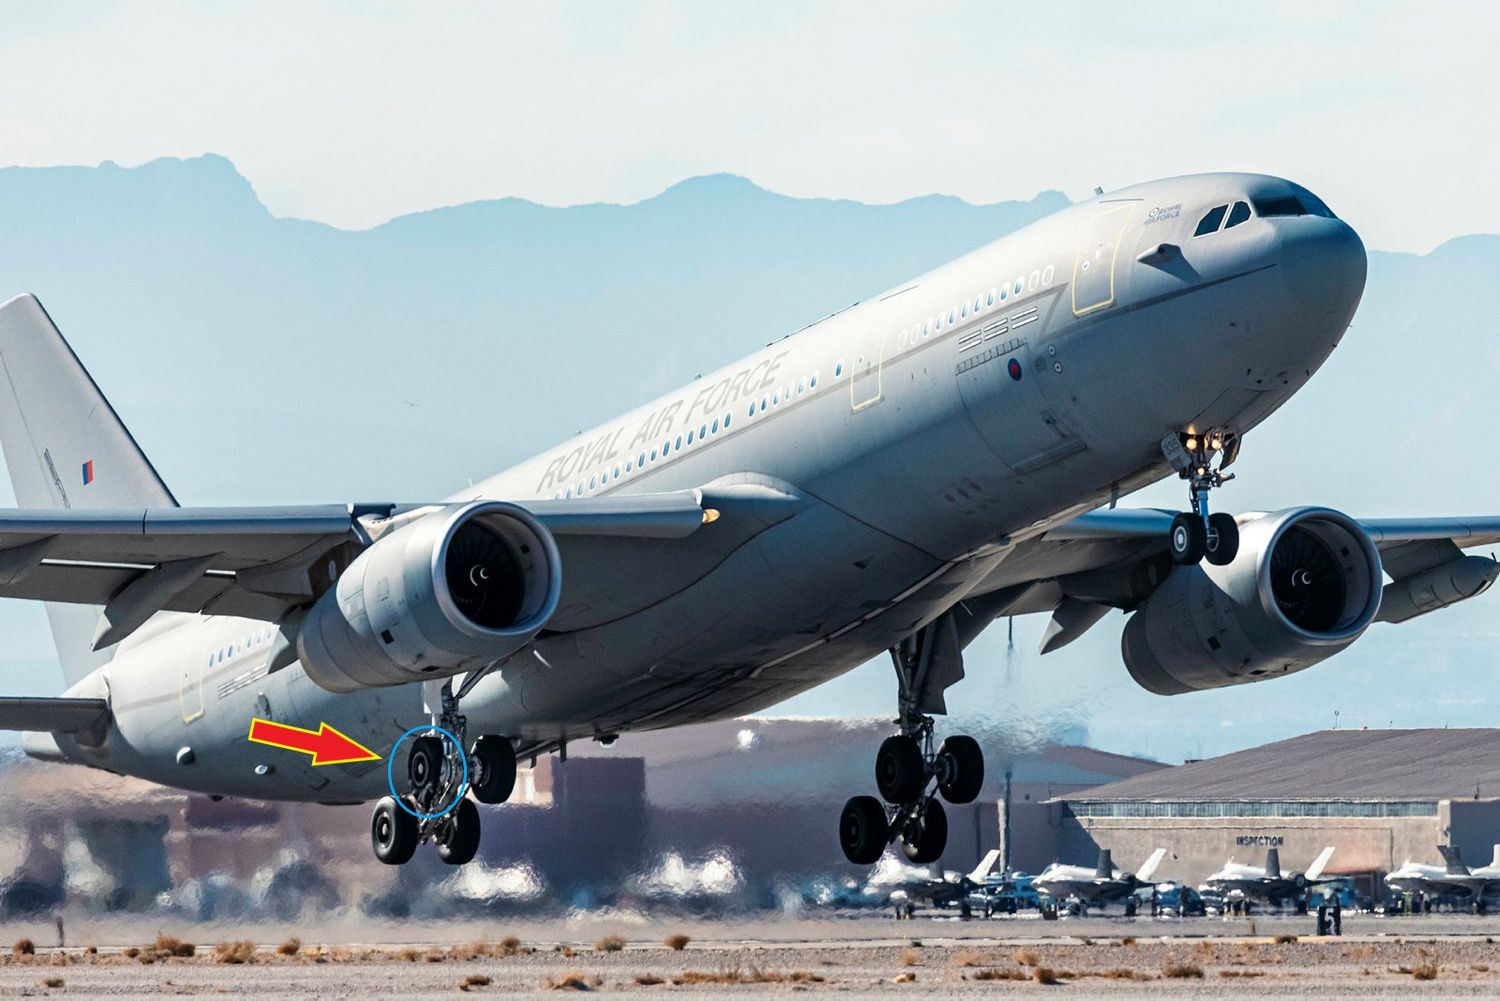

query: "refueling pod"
xmin=1122 ymin=507 xmax=1382 ymax=695
xmin=297 ymin=500 xmax=562 ymax=692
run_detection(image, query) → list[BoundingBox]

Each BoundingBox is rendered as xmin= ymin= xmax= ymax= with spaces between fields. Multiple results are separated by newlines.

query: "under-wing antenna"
xmin=1007 ymin=616 xmax=1015 ymax=651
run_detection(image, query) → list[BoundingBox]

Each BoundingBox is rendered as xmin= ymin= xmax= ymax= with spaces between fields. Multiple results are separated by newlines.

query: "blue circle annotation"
xmin=386 ymin=724 xmax=469 ymax=820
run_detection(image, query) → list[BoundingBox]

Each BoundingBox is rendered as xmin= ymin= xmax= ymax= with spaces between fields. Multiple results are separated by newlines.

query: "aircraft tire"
xmin=408 ymin=735 xmax=444 ymax=793
xmin=875 ymin=735 xmax=926 ymax=803
xmin=436 ymin=798 xmax=482 ymax=865
xmin=371 ymin=796 xmax=418 ymax=865
xmin=839 ymin=795 xmax=889 ymax=865
xmin=901 ymin=797 xmax=948 ymax=864
xmin=1205 ymin=512 xmax=1239 ymax=565
xmin=471 ymin=735 xmax=518 ymax=804
xmin=936 ymin=735 xmax=984 ymax=804
xmin=1169 ymin=513 xmax=1207 ymax=565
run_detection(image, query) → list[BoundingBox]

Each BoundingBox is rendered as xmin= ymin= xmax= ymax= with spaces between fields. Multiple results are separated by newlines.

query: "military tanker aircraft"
xmin=1 ymin=173 xmax=1498 ymax=868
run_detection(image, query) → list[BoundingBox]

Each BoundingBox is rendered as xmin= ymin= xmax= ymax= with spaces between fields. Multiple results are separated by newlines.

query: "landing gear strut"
xmin=839 ymin=616 xmax=984 ymax=866
xmin=369 ymin=676 xmax=519 ymax=866
xmin=1162 ymin=428 xmax=1240 ymax=567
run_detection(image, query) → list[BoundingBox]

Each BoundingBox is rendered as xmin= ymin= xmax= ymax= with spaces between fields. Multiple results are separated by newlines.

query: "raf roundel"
xmin=1007 ymin=358 xmax=1023 ymax=381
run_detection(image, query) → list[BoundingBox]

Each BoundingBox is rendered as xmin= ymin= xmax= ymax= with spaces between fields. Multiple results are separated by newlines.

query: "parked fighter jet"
xmin=1033 ymin=848 xmax=1166 ymax=913
xmin=1385 ymin=845 xmax=1500 ymax=912
xmin=868 ymin=848 xmax=1003 ymax=917
xmin=1204 ymin=846 xmax=1335 ymax=913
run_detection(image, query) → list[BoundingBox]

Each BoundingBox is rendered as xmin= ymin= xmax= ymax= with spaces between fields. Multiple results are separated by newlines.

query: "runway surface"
xmin=2 ymin=913 xmax=1499 ymax=996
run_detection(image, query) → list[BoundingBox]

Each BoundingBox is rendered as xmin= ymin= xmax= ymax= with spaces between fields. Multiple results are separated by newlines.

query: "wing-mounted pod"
xmin=297 ymin=501 xmax=561 ymax=692
xmin=1121 ymin=507 xmax=1382 ymax=695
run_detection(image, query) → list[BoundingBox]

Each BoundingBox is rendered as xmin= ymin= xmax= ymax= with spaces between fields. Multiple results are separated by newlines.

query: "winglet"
xmin=1438 ymin=844 xmax=1471 ymax=877
xmin=1491 ymin=844 xmax=1500 ymax=871
xmin=1306 ymin=846 xmax=1336 ymax=881
xmin=967 ymin=849 xmax=1002 ymax=883
xmin=1135 ymin=847 xmax=1167 ymax=883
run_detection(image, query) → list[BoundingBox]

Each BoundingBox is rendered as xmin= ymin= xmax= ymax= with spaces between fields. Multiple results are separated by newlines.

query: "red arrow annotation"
xmin=246 ymin=718 xmax=381 ymax=766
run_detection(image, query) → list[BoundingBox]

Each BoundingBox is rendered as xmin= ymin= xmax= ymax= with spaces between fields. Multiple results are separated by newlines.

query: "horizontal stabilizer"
xmin=0 ymin=696 xmax=109 ymax=733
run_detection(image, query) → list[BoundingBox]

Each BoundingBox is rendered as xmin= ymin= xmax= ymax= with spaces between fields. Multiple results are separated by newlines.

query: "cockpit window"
xmin=1194 ymin=205 xmax=1228 ymax=237
xmin=1225 ymin=201 xmax=1251 ymax=229
xmin=1252 ymin=195 xmax=1307 ymax=217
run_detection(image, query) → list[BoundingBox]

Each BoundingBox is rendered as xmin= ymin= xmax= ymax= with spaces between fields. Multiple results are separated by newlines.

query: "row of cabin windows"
xmin=747 ymin=369 xmax=821 ymax=418
xmin=208 ymin=626 xmax=274 ymax=667
xmin=896 ymin=266 xmax=1055 ymax=348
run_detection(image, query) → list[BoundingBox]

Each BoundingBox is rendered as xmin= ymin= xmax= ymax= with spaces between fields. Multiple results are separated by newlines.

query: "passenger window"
xmin=1225 ymin=201 xmax=1251 ymax=229
xmin=1194 ymin=204 xmax=1228 ymax=236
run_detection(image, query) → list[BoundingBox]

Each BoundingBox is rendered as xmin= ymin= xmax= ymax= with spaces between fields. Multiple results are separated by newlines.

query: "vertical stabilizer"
xmin=967 ymin=849 xmax=1002 ymax=883
xmin=1095 ymin=848 xmax=1114 ymax=879
xmin=0 ymin=295 xmax=177 ymax=685
xmin=1264 ymin=848 xmax=1281 ymax=879
xmin=1135 ymin=847 xmax=1167 ymax=883
xmin=1306 ymin=846 xmax=1336 ymax=881
xmin=1438 ymin=845 xmax=1471 ymax=877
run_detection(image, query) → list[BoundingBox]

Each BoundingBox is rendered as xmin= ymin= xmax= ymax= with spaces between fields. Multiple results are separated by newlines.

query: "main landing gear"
xmin=840 ymin=618 xmax=985 ymax=866
xmin=370 ymin=679 xmax=519 ymax=866
xmin=1162 ymin=428 xmax=1241 ymax=567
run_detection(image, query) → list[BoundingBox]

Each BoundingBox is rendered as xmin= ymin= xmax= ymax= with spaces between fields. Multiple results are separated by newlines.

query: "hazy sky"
xmin=2 ymin=1 xmax=1493 ymax=252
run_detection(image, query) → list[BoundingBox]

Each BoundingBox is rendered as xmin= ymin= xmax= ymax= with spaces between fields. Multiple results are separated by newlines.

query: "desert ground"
xmin=2 ymin=913 xmax=1500 ymax=997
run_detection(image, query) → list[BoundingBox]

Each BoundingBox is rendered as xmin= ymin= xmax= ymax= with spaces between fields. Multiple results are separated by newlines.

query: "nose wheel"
xmin=1162 ymin=429 xmax=1240 ymax=566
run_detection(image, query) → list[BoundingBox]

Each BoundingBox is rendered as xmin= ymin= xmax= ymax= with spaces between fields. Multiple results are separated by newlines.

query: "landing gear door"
xmin=1072 ymin=204 xmax=1135 ymax=316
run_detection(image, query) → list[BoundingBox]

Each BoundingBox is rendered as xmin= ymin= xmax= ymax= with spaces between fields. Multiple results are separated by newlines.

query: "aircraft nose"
xmin=1277 ymin=216 xmax=1367 ymax=320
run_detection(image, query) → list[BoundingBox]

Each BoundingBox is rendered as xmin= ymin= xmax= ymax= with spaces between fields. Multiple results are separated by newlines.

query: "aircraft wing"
xmin=0 ymin=486 xmax=797 ymax=641
xmin=968 ymin=507 xmax=1500 ymax=648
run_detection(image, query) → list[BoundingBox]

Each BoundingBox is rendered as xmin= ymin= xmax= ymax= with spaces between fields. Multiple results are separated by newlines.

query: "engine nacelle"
xmin=1122 ymin=507 xmax=1382 ymax=695
xmin=297 ymin=501 xmax=561 ymax=692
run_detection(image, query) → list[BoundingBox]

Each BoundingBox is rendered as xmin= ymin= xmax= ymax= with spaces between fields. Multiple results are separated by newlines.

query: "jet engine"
xmin=297 ymin=500 xmax=561 ymax=692
xmin=1121 ymin=507 xmax=1382 ymax=695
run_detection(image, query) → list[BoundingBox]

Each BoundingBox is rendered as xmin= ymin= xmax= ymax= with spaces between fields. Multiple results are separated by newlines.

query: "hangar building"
xmin=1012 ymin=728 xmax=1500 ymax=902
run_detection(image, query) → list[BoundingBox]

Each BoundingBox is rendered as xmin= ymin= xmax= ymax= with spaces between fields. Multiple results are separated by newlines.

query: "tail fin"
xmin=1095 ymin=848 xmax=1114 ymax=879
xmin=0 ymin=295 xmax=177 ymax=685
xmin=1438 ymin=845 xmax=1470 ymax=876
xmin=1306 ymin=846 xmax=1336 ymax=881
xmin=1264 ymin=847 xmax=1281 ymax=879
xmin=966 ymin=848 xmax=1001 ymax=883
xmin=1135 ymin=847 xmax=1167 ymax=883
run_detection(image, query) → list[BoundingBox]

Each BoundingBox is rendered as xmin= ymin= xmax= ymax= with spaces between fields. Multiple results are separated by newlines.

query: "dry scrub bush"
xmin=214 ymin=941 xmax=256 ymax=965
xmin=41 ymin=976 xmax=63 ymax=988
xmin=544 ymin=971 xmax=595 ymax=990
xmin=1014 ymin=948 xmax=1040 ymax=966
xmin=972 ymin=968 xmax=1026 ymax=981
xmin=594 ymin=934 xmax=625 ymax=953
xmin=891 ymin=971 xmax=916 ymax=983
xmin=663 ymin=933 xmax=690 ymax=951
xmin=1032 ymin=966 xmax=1061 ymax=985
xmin=1274 ymin=934 xmax=1297 ymax=944
xmin=634 ymin=974 xmax=663 ymax=986
xmin=498 ymin=936 xmax=523 ymax=956
xmin=12 ymin=939 xmax=34 ymax=957
xmin=1163 ymin=961 xmax=1205 ymax=978
xmin=900 ymin=948 xmax=919 ymax=967
xmin=459 ymin=974 xmax=492 ymax=991
xmin=951 ymin=949 xmax=981 ymax=968
xmin=1411 ymin=962 xmax=1439 ymax=981
xmin=154 ymin=935 xmax=196 ymax=958
xmin=276 ymin=938 xmax=300 ymax=957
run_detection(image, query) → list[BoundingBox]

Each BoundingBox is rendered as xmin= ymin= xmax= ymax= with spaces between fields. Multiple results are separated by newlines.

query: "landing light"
xmin=1185 ymin=437 xmax=1198 ymax=451
xmin=702 ymin=508 xmax=721 ymax=525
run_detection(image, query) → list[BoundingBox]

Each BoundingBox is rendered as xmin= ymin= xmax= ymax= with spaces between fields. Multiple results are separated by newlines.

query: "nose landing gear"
xmin=838 ymin=617 xmax=985 ymax=866
xmin=1162 ymin=429 xmax=1240 ymax=566
xmin=369 ymin=678 xmax=519 ymax=866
